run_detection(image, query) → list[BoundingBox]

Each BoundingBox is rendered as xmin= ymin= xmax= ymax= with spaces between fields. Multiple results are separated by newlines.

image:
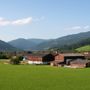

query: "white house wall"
xmin=28 ymin=61 xmax=48 ymax=65
xmin=28 ymin=61 xmax=43 ymax=64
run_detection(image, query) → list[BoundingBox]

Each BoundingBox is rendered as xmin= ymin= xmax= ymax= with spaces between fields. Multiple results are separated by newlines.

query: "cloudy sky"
xmin=0 ymin=0 xmax=90 ymax=41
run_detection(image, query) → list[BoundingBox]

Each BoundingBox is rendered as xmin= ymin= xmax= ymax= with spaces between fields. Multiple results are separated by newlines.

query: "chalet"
xmin=27 ymin=53 xmax=54 ymax=64
xmin=50 ymin=53 xmax=85 ymax=66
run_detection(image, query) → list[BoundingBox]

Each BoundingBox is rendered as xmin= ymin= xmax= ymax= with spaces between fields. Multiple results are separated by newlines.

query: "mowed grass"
xmin=0 ymin=64 xmax=90 ymax=90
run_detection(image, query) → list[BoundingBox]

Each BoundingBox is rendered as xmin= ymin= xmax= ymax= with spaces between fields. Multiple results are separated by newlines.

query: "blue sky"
xmin=0 ymin=0 xmax=90 ymax=41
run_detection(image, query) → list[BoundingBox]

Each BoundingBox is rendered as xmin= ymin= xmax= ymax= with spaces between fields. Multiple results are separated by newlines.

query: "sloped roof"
xmin=70 ymin=59 xmax=90 ymax=64
xmin=62 ymin=53 xmax=84 ymax=57
xmin=28 ymin=53 xmax=53 ymax=57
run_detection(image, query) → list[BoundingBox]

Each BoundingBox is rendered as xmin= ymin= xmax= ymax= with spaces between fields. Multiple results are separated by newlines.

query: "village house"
xmin=27 ymin=53 xmax=55 ymax=64
xmin=26 ymin=52 xmax=90 ymax=68
xmin=50 ymin=53 xmax=85 ymax=66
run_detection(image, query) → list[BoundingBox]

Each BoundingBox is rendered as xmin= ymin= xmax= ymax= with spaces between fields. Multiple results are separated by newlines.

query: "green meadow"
xmin=0 ymin=64 xmax=90 ymax=90
xmin=76 ymin=45 xmax=90 ymax=52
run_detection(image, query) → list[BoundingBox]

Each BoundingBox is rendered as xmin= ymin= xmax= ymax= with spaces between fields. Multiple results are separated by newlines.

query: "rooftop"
xmin=61 ymin=53 xmax=84 ymax=57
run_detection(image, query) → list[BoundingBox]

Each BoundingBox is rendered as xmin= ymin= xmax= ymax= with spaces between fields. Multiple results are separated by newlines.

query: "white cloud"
xmin=12 ymin=17 xmax=32 ymax=25
xmin=0 ymin=16 xmax=44 ymax=26
xmin=0 ymin=17 xmax=33 ymax=26
xmin=71 ymin=26 xmax=81 ymax=30
xmin=66 ymin=25 xmax=90 ymax=30
xmin=65 ymin=26 xmax=82 ymax=30
xmin=0 ymin=17 xmax=10 ymax=26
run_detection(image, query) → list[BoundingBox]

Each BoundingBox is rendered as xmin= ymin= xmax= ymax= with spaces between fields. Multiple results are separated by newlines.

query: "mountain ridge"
xmin=0 ymin=40 xmax=18 ymax=52
xmin=8 ymin=38 xmax=46 ymax=50
xmin=8 ymin=31 xmax=90 ymax=51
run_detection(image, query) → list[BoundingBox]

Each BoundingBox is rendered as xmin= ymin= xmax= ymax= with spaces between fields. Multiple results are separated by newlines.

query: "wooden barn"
xmin=70 ymin=59 xmax=90 ymax=68
xmin=50 ymin=53 xmax=85 ymax=66
xmin=65 ymin=53 xmax=85 ymax=65
xmin=27 ymin=53 xmax=54 ymax=64
xmin=26 ymin=52 xmax=89 ymax=68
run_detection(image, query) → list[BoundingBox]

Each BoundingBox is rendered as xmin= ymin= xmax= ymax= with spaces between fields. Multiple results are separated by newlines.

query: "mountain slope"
xmin=27 ymin=39 xmax=46 ymax=45
xmin=57 ymin=37 xmax=90 ymax=51
xmin=0 ymin=40 xmax=17 ymax=51
xmin=8 ymin=31 xmax=90 ymax=51
xmin=8 ymin=38 xmax=46 ymax=50
xmin=35 ymin=31 xmax=90 ymax=50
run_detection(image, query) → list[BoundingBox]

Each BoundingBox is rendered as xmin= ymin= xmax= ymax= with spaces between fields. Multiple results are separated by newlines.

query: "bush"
xmin=0 ymin=54 xmax=8 ymax=59
xmin=10 ymin=56 xmax=20 ymax=65
xmin=17 ymin=56 xmax=23 ymax=61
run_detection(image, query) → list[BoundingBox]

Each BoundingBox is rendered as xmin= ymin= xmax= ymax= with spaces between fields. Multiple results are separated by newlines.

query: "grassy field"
xmin=0 ymin=64 xmax=90 ymax=90
xmin=76 ymin=45 xmax=90 ymax=52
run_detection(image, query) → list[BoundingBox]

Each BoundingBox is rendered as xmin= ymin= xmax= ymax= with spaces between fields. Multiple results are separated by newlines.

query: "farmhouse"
xmin=26 ymin=52 xmax=90 ymax=68
xmin=50 ymin=53 xmax=85 ymax=66
xmin=27 ymin=53 xmax=54 ymax=64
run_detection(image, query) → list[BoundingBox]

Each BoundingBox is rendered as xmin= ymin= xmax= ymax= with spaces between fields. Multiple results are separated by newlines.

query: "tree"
xmin=10 ymin=56 xmax=20 ymax=65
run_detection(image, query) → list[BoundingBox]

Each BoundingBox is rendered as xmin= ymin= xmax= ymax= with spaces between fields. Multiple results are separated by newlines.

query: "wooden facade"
xmin=54 ymin=53 xmax=85 ymax=64
xmin=50 ymin=53 xmax=85 ymax=66
xmin=27 ymin=52 xmax=90 ymax=68
xmin=70 ymin=59 xmax=90 ymax=68
xmin=27 ymin=53 xmax=54 ymax=64
xmin=55 ymin=54 xmax=64 ymax=62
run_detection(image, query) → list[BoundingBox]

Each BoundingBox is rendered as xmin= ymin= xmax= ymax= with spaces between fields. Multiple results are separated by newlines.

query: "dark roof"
xmin=62 ymin=53 xmax=84 ymax=57
xmin=28 ymin=53 xmax=52 ymax=57
xmin=70 ymin=59 xmax=90 ymax=64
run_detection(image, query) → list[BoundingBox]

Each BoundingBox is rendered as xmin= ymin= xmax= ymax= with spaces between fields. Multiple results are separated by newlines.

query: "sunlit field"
xmin=0 ymin=64 xmax=90 ymax=90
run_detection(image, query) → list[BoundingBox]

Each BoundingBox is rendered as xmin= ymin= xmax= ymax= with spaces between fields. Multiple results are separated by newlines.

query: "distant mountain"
xmin=8 ymin=38 xmax=46 ymax=50
xmin=54 ymin=37 xmax=90 ymax=52
xmin=35 ymin=31 xmax=90 ymax=50
xmin=0 ymin=40 xmax=17 ymax=52
xmin=8 ymin=31 xmax=90 ymax=51
xmin=27 ymin=39 xmax=46 ymax=45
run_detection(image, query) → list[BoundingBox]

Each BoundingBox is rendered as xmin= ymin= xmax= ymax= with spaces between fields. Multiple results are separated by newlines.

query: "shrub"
xmin=10 ymin=56 xmax=20 ymax=65
xmin=17 ymin=56 xmax=23 ymax=61
xmin=0 ymin=54 xmax=8 ymax=59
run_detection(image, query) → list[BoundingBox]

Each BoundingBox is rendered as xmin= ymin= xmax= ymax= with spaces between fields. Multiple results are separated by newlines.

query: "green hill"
xmin=0 ymin=40 xmax=19 ymax=52
xmin=8 ymin=38 xmax=46 ymax=50
xmin=76 ymin=45 xmax=90 ymax=52
xmin=34 ymin=31 xmax=90 ymax=50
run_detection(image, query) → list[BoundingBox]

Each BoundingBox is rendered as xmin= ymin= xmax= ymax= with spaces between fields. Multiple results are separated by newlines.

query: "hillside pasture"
xmin=76 ymin=45 xmax=90 ymax=52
